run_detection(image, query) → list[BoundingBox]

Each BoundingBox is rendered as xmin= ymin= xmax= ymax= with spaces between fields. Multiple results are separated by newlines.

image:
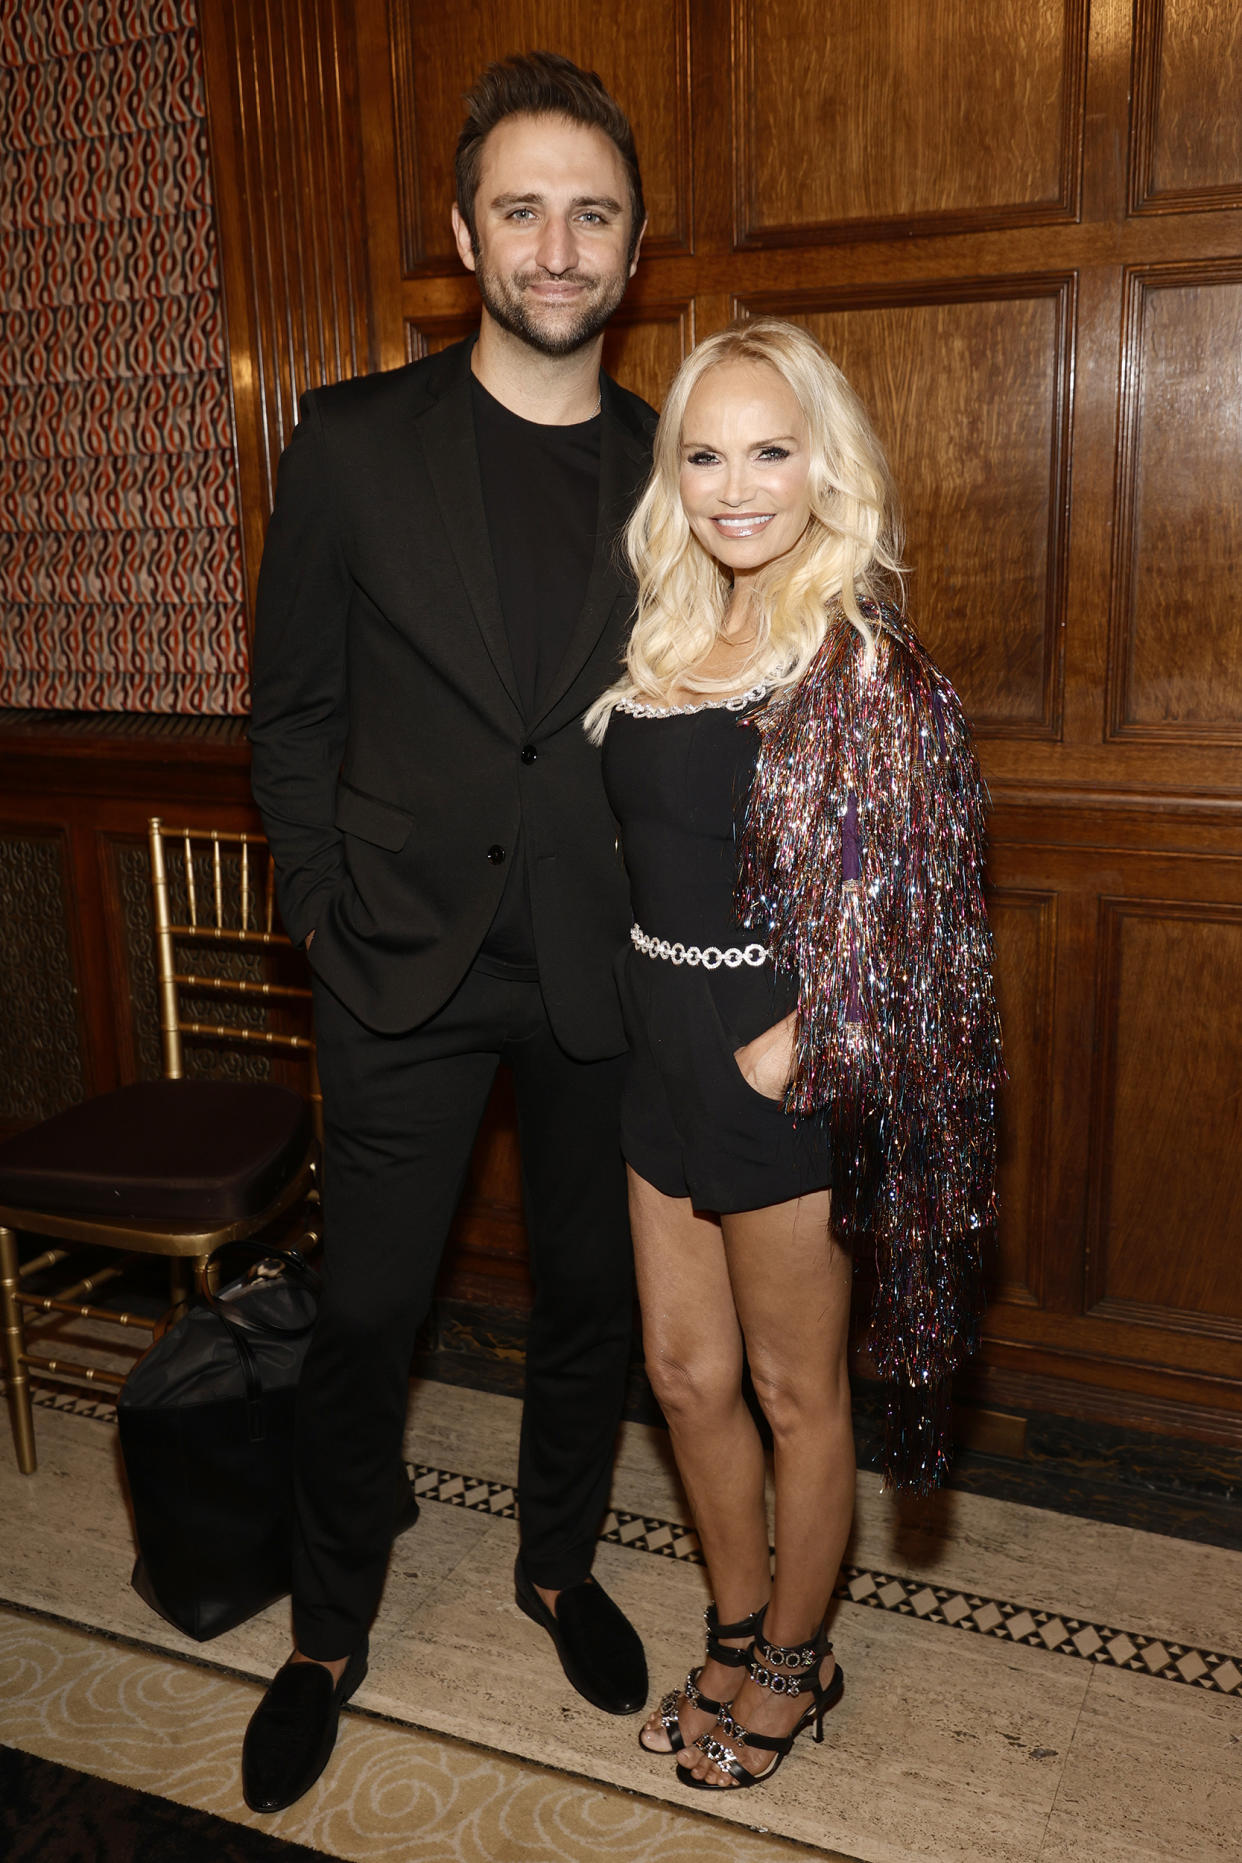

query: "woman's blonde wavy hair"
xmin=585 ymin=318 xmax=904 ymax=742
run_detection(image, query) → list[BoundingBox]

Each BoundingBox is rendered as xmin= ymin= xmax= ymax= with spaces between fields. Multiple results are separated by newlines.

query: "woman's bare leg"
xmin=682 ymin=1187 xmax=853 ymax=1784
xmin=629 ymin=1167 xmax=771 ymax=1752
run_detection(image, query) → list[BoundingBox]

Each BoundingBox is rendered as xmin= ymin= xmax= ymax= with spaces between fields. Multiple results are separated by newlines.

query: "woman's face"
xmin=678 ymin=360 xmax=813 ymax=581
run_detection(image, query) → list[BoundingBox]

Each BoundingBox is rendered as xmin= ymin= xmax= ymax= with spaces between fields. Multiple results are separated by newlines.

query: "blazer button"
xmin=487 ymin=844 xmax=505 ymax=864
xmin=520 ymin=744 xmax=537 ymax=765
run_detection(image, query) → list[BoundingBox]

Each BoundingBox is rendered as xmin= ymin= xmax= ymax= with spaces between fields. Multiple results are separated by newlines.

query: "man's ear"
xmin=628 ymin=217 xmax=648 ymax=279
xmin=451 ymin=204 xmax=477 ymax=274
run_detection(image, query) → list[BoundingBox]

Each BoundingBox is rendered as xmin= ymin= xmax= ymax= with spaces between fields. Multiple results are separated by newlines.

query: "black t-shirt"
xmin=471 ymin=374 xmax=603 ymax=971
xmin=471 ymin=374 xmax=601 ymax=716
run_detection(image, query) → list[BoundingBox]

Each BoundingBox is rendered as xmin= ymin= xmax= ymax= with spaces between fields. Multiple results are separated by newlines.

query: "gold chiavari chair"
xmin=0 ymin=818 xmax=320 ymax=1474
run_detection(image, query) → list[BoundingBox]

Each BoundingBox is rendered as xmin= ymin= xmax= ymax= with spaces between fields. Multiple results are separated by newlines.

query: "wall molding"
xmin=731 ymin=0 xmax=1088 ymax=250
xmin=1129 ymin=0 xmax=1242 ymax=218
xmin=1108 ymin=257 xmax=1242 ymax=746
xmin=736 ymin=274 xmax=1076 ymax=740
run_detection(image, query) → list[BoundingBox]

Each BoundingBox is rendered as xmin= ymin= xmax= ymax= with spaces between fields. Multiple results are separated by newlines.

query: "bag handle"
xmin=199 ymin=1240 xmax=321 ymax=1339
xmin=198 ymin=1241 xmax=321 ymax=1442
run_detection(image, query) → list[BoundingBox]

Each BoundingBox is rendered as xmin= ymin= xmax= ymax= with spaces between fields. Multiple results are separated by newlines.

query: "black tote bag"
xmin=117 ymin=1244 xmax=319 ymax=1642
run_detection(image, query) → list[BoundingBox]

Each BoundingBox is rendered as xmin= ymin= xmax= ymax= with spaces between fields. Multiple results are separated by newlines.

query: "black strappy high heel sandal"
xmin=678 ymin=1606 xmax=845 ymax=1790
xmin=638 ymin=1602 xmax=763 ymax=1754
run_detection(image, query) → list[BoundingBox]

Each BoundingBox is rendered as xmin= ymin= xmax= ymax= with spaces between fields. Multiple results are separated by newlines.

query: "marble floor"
xmin=1 ymin=1375 xmax=1240 ymax=1862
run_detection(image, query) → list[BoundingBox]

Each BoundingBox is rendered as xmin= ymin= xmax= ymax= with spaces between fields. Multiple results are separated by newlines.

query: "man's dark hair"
xmin=455 ymin=50 xmax=645 ymax=262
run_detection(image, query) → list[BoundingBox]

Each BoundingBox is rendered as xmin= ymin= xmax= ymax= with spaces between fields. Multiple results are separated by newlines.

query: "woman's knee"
xmin=748 ymin=1357 xmax=851 ymax=1442
xmin=644 ymin=1344 xmax=740 ymax=1423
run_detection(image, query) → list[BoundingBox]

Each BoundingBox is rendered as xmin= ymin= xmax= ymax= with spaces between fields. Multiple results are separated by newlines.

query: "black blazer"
xmin=249 ymin=338 xmax=657 ymax=1055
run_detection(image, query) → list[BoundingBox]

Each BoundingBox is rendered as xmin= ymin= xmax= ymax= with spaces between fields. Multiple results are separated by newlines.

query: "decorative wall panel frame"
xmin=387 ymin=0 xmax=695 ymax=275
xmin=1107 ymin=257 xmax=1242 ymax=747
xmin=730 ymin=0 xmax=1089 ymax=250
xmin=1128 ymin=0 xmax=1242 ymax=217
xmin=1085 ymin=892 xmax=1242 ymax=1341
xmin=735 ymin=275 xmax=1076 ymax=741
xmin=600 ymin=299 xmax=695 ymax=409
xmin=403 ymin=312 xmax=478 ymax=362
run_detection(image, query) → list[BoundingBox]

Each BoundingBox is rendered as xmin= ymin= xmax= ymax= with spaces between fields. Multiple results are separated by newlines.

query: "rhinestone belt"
xmin=630 ymin=923 xmax=770 ymax=969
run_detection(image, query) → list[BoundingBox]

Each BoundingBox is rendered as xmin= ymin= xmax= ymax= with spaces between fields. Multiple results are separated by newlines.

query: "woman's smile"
xmin=710 ymin=512 xmax=775 ymax=537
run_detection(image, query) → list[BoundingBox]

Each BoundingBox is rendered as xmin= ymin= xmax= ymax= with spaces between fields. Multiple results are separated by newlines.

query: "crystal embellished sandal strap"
xmin=690 ymin=1719 xmax=789 ymax=1788
xmin=690 ymin=1730 xmax=752 ymax=1785
xmin=654 ymin=1683 xmax=689 ymax=1741
xmin=748 ymin=1605 xmax=832 ymax=1697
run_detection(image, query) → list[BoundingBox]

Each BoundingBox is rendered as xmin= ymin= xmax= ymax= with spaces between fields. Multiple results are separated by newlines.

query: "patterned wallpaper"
xmin=0 ymin=0 xmax=249 ymax=712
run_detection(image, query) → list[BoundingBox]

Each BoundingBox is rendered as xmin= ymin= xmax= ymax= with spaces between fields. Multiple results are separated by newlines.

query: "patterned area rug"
xmin=0 ymin=1608 xmax=825 ymax=1863
xmin=0 ymin=1746 xmax=330 ymax=1863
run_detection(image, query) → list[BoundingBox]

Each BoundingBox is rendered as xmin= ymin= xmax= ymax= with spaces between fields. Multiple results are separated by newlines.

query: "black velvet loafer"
xmin=514 ymin=1556 xmax=648 ymax=1715
xmin=241 ymin=1639 xmax=368 ymax=1813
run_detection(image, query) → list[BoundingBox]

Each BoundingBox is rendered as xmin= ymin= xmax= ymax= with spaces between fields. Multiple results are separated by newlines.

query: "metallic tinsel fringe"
xmin=736 ymin=603 xmax=1004 ymax=1492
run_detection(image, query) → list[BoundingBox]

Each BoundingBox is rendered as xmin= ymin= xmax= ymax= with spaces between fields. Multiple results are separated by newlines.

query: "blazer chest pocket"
xmin=334 ymin=782 xmax=414 ymax=852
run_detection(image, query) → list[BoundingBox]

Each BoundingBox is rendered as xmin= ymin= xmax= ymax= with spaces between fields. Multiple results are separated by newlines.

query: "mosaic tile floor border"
xmin=16 ymin=1382 xmax=1242 ymax=1702
xmin=410 ymin=1459 xmax=1242 ymax=1700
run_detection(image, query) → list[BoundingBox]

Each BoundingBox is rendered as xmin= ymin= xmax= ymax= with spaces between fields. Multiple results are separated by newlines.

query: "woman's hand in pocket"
xmin=733 ymin=1013 xmax=796 ymax=1101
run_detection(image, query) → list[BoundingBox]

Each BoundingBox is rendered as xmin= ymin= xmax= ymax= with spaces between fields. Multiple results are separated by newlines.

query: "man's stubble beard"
xmin=473 ymin=257 xmax=629 ymax=359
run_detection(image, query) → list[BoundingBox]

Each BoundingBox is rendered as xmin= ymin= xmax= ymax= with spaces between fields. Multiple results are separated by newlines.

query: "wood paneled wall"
xmin=195 ymin=0 xmax=1242 ymax=1444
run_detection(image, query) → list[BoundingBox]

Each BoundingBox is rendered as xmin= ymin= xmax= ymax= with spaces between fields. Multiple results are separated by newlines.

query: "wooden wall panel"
xmin=742 ymin=283 xmax=1071 ymax=735
xmin=601 ymin=305 xmax=693 ymax=410
xmin=404 ymin=313 xmax=480 ymax=360
xmin=1110 ymin=266 xmax=1242 ymax=742
xmin=736 ymin=0 xmax=1087 ymax=245
xmin=1131 ymin=0 xmax=1242 ymax=214
xmin=987 ymin=890 xmax=1057 ymax=1310
xmin=388 ymin=0 xmax=692 ymax=270
xmin=199 ymin=0 xmax=373 ymax=613
xmin=1089 ymin=899 xmax=1242 ymax=1338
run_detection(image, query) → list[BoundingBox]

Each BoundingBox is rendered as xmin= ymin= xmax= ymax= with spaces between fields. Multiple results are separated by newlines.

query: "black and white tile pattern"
xmin=838 ymin=1566 xmax=1242 ymax=1696
xmin=410 ymin=1458 xmax=1242 ymax=1701
xmin=19 ymin=1385 xmax=1242 ymax=1702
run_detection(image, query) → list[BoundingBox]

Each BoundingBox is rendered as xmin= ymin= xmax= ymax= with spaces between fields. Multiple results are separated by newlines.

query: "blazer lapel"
xmin=533 ymin=375 xmax=653 ymax=726
xmin=413 ymin=341 xmax=522 ymax=713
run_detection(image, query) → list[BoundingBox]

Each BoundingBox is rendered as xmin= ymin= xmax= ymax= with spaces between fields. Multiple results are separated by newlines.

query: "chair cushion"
xmin=0 ymin=1080 xmax=313 ymax=1226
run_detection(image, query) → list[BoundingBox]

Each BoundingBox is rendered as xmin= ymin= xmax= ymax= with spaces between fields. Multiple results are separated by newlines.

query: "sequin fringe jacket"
xmin=736 ymin=600 xmax=1004 ymax=1492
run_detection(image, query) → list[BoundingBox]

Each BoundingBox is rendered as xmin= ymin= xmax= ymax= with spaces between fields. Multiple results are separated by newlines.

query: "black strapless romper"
xmin=602 ymin=691 xmax=832 ymax=1213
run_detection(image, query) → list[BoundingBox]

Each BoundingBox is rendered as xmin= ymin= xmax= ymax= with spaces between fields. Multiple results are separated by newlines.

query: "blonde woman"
xmin=588 ymin=320 xmax=1001 ymax=1790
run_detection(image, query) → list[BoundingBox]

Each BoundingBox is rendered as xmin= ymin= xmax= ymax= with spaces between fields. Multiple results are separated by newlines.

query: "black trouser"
xmin=291 ymin=962 xmax=634 ymax=1660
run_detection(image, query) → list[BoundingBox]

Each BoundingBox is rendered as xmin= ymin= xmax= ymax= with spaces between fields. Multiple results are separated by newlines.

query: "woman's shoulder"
xmin=766 ymin=597 xmax=971 ymax=749
xmin=857 ymin=598 xmax=956 ymax=692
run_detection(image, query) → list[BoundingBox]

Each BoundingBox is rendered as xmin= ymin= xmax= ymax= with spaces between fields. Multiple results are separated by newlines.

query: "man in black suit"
xmin=243 ymin=52 xmax=656 ymax=1812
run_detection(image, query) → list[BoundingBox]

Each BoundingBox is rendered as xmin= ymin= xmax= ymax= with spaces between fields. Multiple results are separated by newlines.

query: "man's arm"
xmin=249 ymin=393 xmax=350 ymax=947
